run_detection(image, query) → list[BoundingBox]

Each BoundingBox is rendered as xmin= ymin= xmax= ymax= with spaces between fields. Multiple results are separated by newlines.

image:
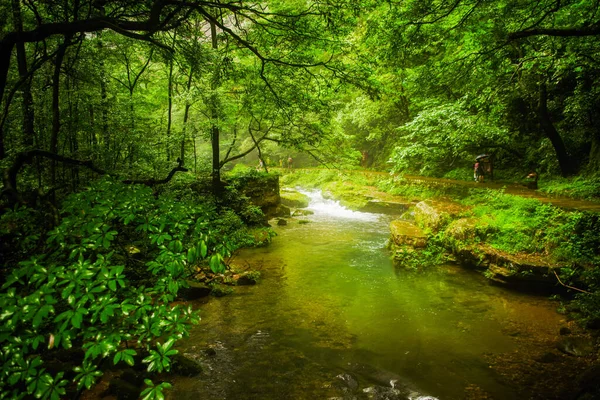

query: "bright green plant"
xmin=0 ymin=178 xmax=247 ymax=397
xmin=140 ymin=379 xmax=172 ymax=400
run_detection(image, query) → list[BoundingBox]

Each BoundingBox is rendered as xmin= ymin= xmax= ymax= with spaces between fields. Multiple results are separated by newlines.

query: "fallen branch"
xmin=552 ymin=268 xmax=591 ymax=294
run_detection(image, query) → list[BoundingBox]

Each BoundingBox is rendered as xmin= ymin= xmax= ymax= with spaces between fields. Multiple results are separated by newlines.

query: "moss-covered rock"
xmin=389 ymin=220 xmax=428 ymax=248
xmin=414 ymin=200 xmax=464 ymax=232
xmin=280 ymin=190 xmax=310 ymax=208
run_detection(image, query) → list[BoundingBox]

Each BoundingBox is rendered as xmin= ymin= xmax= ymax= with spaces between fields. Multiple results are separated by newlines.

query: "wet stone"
xmin=277 ymin=218 xmax=288 ymax=226
xmin=389 ymin=220 xmax=427 ymax=248
xmin=556 ymin=336 xmax=595 ymax=357
xmin=171 ymin=353 xmax=203 ymax=377
xmin=559 ymin=327 xmax=572 ymax=335
xmin=331 ymin=373 xmax=359 ymax=394
xmin=179 ymin=281 xmax=211 ymax=300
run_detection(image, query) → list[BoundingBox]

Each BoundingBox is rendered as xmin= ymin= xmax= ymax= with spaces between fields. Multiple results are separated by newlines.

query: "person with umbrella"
xmin=475 ymin=154 xmax=489 ymax=182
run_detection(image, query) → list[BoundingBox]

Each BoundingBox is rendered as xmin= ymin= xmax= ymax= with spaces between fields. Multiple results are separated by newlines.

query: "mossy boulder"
xmin=236 ymin=175 xmax=281 ymax=217
xmin=171 ymin=353 xmax=203 ymax=376
xmin=414 ymin=200 xmax=463 ymax=232
xmin=454 ymin=243 xmax=559 ymax=288
xmin=389 ymin=220 xmax=428 ymax=249
xmin=280 ymin=190 xmax=310 ymax=208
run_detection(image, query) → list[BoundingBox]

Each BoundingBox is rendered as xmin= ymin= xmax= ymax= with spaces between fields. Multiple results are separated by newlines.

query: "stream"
xmin=170 ymin=190 xmax=565 ymax=400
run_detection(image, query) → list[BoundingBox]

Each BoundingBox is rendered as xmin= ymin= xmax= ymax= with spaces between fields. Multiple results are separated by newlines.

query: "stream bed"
xmin=169 ymin=191 xmax=569 ymax=400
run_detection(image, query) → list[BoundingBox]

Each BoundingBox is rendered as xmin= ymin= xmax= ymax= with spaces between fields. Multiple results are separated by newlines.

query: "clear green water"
xmin=171 ymin=191 xmax=563 ymax=400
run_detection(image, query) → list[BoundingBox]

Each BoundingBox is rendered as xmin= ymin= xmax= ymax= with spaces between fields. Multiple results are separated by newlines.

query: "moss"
xmin=281 ymin=191 xmax=310 ymax=208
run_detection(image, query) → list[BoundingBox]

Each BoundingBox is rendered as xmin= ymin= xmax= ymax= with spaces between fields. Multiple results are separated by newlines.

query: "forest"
xmin=1 ymin=0 xmax=600 ymax=399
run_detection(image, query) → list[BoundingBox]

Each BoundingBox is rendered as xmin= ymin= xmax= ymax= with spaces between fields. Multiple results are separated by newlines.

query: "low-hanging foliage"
xmin=0 ymin=177 xmax=254 ymax=399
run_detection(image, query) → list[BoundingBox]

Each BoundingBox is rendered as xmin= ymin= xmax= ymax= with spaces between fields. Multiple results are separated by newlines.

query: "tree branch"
xmin=508 ymin=23 xmax=600 ymax=40
xmin=2 ymin=150 xmax=188 ymax=206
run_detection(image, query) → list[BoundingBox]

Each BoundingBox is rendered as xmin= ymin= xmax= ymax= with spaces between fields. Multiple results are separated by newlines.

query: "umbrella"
xmin=476 ymin=154 xmax=489 ymax=160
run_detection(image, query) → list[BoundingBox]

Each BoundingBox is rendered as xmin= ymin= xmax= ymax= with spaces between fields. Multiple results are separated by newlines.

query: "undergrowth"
xmin=0 ymin=176 xmax=269 ymax=399
xmin=539 ymin=176 xmax=600 ymax=201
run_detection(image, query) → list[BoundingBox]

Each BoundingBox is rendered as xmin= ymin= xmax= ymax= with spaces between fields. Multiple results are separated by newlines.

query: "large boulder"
xmin=237 ymin=175 xmax=281 ymax=218
xmin=454 ymin=243 xmax=560 ymax=289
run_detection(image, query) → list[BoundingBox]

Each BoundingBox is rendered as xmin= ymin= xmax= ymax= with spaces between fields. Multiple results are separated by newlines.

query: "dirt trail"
xmin=400 ymin=174 xmax=600 ymax=212
xmin=282 ymin=168 xmax=600 ymax=212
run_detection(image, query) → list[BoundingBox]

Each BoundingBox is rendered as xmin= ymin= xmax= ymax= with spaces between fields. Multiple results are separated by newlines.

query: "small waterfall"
xmin=298 ymin=189 xmax=380 ymax=222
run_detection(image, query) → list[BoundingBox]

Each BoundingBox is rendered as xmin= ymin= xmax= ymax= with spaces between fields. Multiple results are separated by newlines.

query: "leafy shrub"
xmin=0 ymin=178 xmax=247 ymax=398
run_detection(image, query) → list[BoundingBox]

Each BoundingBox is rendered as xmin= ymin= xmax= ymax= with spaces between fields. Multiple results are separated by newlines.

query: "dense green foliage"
xmin=0 ymin=178 xmax=266 ymax=398
xmin=2 ymin=0 xmax=600 ymax=396
xmin=462 ymin=190 xmax=600 ymax=266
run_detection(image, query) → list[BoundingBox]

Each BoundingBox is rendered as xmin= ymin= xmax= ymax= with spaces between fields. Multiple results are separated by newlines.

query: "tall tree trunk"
xmin=180 ymin=65 xmax=193 ymax=163
xmin=50 ymin=36 xmax=70 ymax=186
xmin=11 ymin=0 xmax=35 ymax=147
xmin=538 ymin=82 xmax=574 ymax=177
xmin=209 ymin=21 xmax=221 ymax=195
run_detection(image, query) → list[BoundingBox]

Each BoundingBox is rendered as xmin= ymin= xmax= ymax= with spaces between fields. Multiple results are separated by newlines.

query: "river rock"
xmin=171 ymin=353 xmax=203 ymax=376
xmin=389 ymin=220 xmax=427 ymax=248
xmin=234 ymin=271 xmax=259 ymax=285
xmin=453 ymin=244 xmax=559 ymax=288
xmin=557 ymin=336 xmax=595 ymax=357
xmin=179 ymin=281 xmax=211 ymax=300
xmin=237 ymin=175 xmax=281 ymax=218
xmin=559 ymin=327 xmax=572 ymax=335
xmin=331 ymin=373 xmax=359 ymax=394
xmin=362 ymin=385 xmax=402 ymax=399
xmin=274 ymin=204 xmax=291 ymax=217
xmin=277 ymin=218 xmax=287 ymax=226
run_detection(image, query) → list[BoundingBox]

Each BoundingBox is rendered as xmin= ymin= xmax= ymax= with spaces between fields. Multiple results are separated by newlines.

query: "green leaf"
xmin=200 ymin=241 xmax=208 ymax=258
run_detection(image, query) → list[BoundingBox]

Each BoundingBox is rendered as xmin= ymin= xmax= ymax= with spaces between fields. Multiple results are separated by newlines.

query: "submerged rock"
xmin=557 ymin=336 xmax=595 ymax=357
xmin=171 ymin=353 xmax=203 ymax=376
xmin=452 ymin=243 xmax=559 ymax=289
xmin=179 ymin=281 xmax=211 ymax=300
xmin=331 ymin=373 xmax=359 ymax=394
xmin=274 ymin=204 xmax=291 ymax=217
xmin=277 ymin=218 xmax=288 ymax=226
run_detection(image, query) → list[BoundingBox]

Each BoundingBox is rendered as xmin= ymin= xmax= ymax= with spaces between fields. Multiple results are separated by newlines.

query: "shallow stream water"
xmin=170 ymin=190 xmax=564 ymax=400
